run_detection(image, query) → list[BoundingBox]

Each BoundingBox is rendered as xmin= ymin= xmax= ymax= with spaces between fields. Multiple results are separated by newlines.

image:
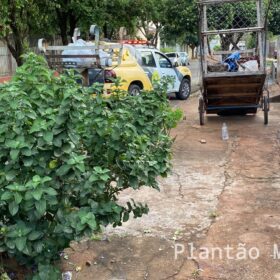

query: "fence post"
xmin=277 ymin=36 xmax=280 ymax=83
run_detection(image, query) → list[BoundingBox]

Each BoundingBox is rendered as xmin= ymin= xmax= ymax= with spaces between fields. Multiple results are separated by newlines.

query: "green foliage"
xmin=49 ymin=0 xmax=142 ymax=42
xmin=246 ymin=34 xmax=257 ymax=49
xmin=0 ymin=53 xmax=180 ymax=277
xmin=213 ymin=45 xmax=222 ymax=51
xmin=161 ymin=0 xmax=199 ymax=50
xmin=0 ymin=0 xmax=55 ymax=65
xmin=133 ymin=0 xmax=168 ymax=45
xmin=268 ymin=0 xmax=280 ymax=35
xmin=160 ymin=47 xmax=175 ymax=53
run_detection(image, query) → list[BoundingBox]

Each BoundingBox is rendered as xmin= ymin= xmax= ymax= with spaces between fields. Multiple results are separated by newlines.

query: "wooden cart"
xmin=198 ymin=0 xmax=269 ymax=125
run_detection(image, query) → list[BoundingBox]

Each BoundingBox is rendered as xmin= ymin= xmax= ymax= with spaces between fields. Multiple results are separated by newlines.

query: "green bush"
xmin=0 ymin=53 xmax=182 ymax=278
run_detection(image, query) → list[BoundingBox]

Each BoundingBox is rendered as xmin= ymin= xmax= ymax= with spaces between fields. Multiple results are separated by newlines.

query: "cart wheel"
xmin=263 ymin=96 xmax=269 ymax=125
xmin=199 ymin=97 xmax=205 ymax=126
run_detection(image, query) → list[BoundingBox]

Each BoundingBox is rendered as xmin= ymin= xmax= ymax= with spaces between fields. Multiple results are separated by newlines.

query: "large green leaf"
xmin=14 ymin=192 xmax=23 ymax=204
xmin=56 ymin=164 xmax=71 ymax=176
xmin=35 ymin=200 xmax=46 ymax=216
xmin=1 ymin=191 xmax=12 ymax=200
xmin=32 ymin=189 xmax=44 ymax=201
xmin=15 ymin=237 xmax=27 ymax=252
xmin=30 ymin=119 xmax=47 ymax=133
xmin=28 ymin=231 xmax=43 ymax=241
xmin=62 ymin=143 xmax=72 ymax=153
xmin=23 ymin=157 xmax=33 ymax=167
xmin=44 ymin=188 xmax=57 ymax=196
xmin=10 ymin=149 xmax=20 ymax=160
xmin=6 ymin=240 xmax=15 ymax=249
xmin=5 ymin=170 xmax=17 ymax=181
xmin=8 ymin=201 xmax=19 ymax=216
xmin=43 ymin=131 xmax=53 ymax=142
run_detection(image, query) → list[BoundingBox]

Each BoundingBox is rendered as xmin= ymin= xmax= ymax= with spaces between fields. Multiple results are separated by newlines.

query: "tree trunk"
xmin=56 ymin=9 xmax=69 ymax=45
xmin=190 ymin=45 xmax=195 ymax=59
xmin=7 ymin=1 xmax=25 ymax=66
xmin=220 ymin=34 xmax=233 ymax=60
xmin=103 ymin=23 xmax=109 ymax=39
xmin=220 ymin=35 xmax=232 ymax=51
xmin=69 ymin=12 xmax=78 ymax=41
xmin=6 ymin=38 xmax=23 ymax=66
xmin=153 ymin=24 xmax=161 ymax=47
xmin=230 ymin=33 xmax=243 ymax=50
xmin=109 ymin=28 xmax=114 ymax=40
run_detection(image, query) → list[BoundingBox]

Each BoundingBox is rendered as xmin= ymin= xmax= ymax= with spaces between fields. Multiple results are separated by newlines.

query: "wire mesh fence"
xmin=199 ymin=0 xmax=267 ymax=75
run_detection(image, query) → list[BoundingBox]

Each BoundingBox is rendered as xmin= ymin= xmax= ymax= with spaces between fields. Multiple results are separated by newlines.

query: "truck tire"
xmin=176 ymin=78 xmax=190 ymax=100
xmin=128 ymin=84 xmax=141 ymax=96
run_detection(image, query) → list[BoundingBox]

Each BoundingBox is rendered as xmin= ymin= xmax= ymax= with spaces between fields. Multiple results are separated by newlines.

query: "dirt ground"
xmin=61 ymin=84 xmax=280 ymax=280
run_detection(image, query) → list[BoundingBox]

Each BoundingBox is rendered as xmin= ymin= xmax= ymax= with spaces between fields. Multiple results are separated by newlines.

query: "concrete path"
xmin=61 ymin=85 xmax=280 ymax=280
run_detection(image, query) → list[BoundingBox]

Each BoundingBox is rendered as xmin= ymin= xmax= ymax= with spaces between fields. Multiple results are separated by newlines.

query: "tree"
xmin=95 ymin=0 xmax=139 ymax=40
xmin=0 ymin=0 xmax=139 ymax=64
xmin=0 ymin=0 xmax=56 ymax=66
xmin=268 ymin=0 xmax=280 ymax=35
xmin=50 ymin=0 xmax=140 ymax=43
xmin=133 ymin=0 xmax=168 ymax=46
xmin=161 ymin=0 xmax=199 ymax=58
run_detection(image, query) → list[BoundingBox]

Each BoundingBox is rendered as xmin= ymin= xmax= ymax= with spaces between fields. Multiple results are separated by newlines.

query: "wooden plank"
xmin=207 ymin=92 xmax=259 ymax=98
xmin=204 ymin=71 xmax=265 ymax=78
xmin=205 ymin=77 xmax=264 ymax=85
xmin=213 ymin=49 xmax=256 ymax=55
xmin=206 ymin=108 xmax=258 ymax=114
xmin=207 ymin=98 xmax=258 ymax=106
xmin=206 ymin=83 xmax=261 ymax=89
xmin=198 ymin=0 xmax=252 ymax=4
xmin=207 ymin=92 xmax=260 ymax=98
xmin=201 ymin=27 xmax=263 ymax=35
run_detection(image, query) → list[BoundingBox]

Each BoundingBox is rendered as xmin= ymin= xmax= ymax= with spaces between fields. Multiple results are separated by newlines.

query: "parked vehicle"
xmin=105 ymin=42 xmax=192 ymax=99
xmin=179 ymin=52 xmax=190 ymax=66
xmin=165 ymin=52 xmax=181 ymax=67
xmin=39 ymin=27 xmax=192 ymax=100
xmin=132 ymin=45 xmax=192 ymax=99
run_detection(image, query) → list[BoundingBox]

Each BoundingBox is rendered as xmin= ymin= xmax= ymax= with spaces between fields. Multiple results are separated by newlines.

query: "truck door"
xmin=140 ymin=50 xmax=157 ymax=82
xmin=154 ymin=52 xmax=180 ymax=93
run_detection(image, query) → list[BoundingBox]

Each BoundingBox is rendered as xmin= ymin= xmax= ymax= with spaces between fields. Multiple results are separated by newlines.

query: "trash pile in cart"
xmin=207 ymin=51 xmax=259 ymax=73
